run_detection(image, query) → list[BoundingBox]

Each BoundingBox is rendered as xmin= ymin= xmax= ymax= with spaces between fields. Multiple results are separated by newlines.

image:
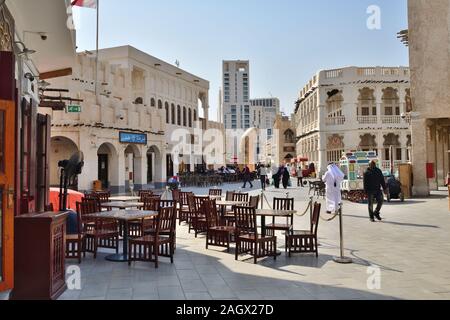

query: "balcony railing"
xmin=325 ymin=116 xmax=346 ymax=126
xmin=357 ymin=116 xmax=378 ymax=124
xmin=381 ymin=115 xmax=402 ymax=124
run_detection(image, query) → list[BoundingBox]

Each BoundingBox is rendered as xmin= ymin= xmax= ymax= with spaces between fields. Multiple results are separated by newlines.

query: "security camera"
xmin=39 ymin=33 xmax=48 ymax=41
xmin=401 ymin=113 xmax=406 ymax=119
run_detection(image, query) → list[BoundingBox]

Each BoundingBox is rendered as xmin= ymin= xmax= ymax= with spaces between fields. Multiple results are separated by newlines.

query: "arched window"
xmin=188 ymin=109 xmax=192 ymax=127
xmin=183 ymin=107 xmax=187 ymax=127
xmin=284 ymin=130 xmax=295 ymax=143
xmin=171 ymin=104 xmax=176 ymax=125
xmin=165 ymin=102 xmax=169 ymax=124
xmin=158 ymin=100 xmax=163 ymax=109
xmin=177 ymin=105 xmax=181 ymax=126
xmin=150 ymin=98 xmax=156 ymax=107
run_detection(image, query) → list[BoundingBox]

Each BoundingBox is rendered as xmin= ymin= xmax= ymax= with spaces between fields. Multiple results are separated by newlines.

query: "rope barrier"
xmin=294 ymin=199 xmax=312 ymax=217
xmin=320 ymin=211 xmax=339 ymax=222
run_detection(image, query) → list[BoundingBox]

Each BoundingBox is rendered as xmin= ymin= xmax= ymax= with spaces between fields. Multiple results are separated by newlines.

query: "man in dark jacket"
xmin=242 ymin=165 xmax=253 ymax=189
xmin=364 ymin=161 xmax=387 ymax=222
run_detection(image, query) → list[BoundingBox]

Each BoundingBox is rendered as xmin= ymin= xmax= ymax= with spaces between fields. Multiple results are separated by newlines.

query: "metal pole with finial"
xmin=333 ymin=203 xmax=353 ymax=264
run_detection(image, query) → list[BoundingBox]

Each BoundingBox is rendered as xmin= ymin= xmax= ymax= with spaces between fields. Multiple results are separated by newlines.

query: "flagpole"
xmin=95 ymin=0 xmax=99 ymax=104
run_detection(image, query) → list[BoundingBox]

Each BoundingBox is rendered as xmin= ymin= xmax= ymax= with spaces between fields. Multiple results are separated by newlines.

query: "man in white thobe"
xmin=322 ymin=164 xmax=345 ymax=213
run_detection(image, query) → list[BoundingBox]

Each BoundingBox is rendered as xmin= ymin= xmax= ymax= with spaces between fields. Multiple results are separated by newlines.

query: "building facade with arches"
xmin=44 ymin=46 xmax=211 ymax=193
xmin=294 ymin=66 xmax=411 ymax=175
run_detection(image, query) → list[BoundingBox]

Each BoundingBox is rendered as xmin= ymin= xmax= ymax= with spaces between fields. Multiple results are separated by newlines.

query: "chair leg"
xmin=154 ymin=243 xmax=159 ymax=269
xmin=235 ymin=240 xmax=239 ymax=261
xmin=93 ymin=238 xmax=98 ymax=259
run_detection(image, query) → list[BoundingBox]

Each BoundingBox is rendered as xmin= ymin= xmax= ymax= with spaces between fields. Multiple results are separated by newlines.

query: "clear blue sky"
xmin=74 ymin=0 xmax=409 ymax=120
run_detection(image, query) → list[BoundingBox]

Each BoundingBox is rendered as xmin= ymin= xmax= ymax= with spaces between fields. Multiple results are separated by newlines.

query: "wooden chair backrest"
xmin=95 ymin=191 xmax=110 ymax=203
xmin=234 ymin=206 xmax=257 ymax=236
xmin=202 ymin=199 xmax=219 ymax=228
xmin=143 ymin=195 xmax=161 ymax=211
xmin=194 ymin=196 xmax=209 ymax=214
xmin=156 ymin=206 xmax=176 ymax=234
xmin=249 ymin=195 xmax=260 ymax=209
xmin=159 ymin=200 xmax=176 ymax=208
xmin=209 ymin=189 xmax=222 ymax=196
xmin=233 ymin=193 xmax=249 ymax=202
xmin=311 ymin=202 xmax=321 ymax=235
xmin=180 ymin=192 xmax=193 ymax=206
xmin=273 ymin=198 xmax=295 ymax=211
xmin=172 ymin=189 xmax=181 ymax=202
xmin=139 ymin=190 xmax=154 ymax=202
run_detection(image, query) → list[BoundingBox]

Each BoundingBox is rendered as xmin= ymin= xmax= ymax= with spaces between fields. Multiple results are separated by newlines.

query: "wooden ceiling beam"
xmin=39 ymin=68 xmax=72 ymax=80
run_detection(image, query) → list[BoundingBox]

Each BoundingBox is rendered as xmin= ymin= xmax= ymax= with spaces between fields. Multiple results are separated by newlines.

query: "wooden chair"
xmin=137 ymin=195 xmax=161 ymax=236
xmin=249 ymin=195 xmax=260 ymax=209
xmin=187 ymin=195 xmax=209 ymax=237
xmin=128 ymin=206 xmax=177 ymax=268
xmin=287 ymin=202 xmax=321 ymax=257
xmin=203 ymin=199 xmax=235 ymax=252
xmin=233 ymin=192 xmax=249 ymax=202
xmin=95 ymin=191 xmax=111 ymax=203
xmin=77 ymin=200 xmax=119 ymax=259
xmin=66 ymin=208 xmax=85 ymax=264
xmin=178 ymin=192 xmax=192 ymax=225
xmin=209 ymin=189 xmax=222 ymax=197
xmin=234 ymin=206 xmax=277 ymax=264
xmin=266 ymin=198 xmax=295 ymax=251
xmin=139 ymin=190 xmax=154 ymax=202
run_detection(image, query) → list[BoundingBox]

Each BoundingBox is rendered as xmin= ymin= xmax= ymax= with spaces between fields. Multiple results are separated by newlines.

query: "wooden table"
xmin=85 ymin=210 xmax=158 ymax=262
xmin=217 ymin=200 xmax=249 ymax=224
xmin=255 ymin=209 xmax=297 ymax=237
xmin=101 ymin=202 xmax=144 ymax=210
xmin=109 ymin=196 xmax=141 ymax=202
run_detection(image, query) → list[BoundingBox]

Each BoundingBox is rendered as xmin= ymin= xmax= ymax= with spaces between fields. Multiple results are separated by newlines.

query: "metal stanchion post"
xmin=333 ymin=204 xmax=353 ymax=264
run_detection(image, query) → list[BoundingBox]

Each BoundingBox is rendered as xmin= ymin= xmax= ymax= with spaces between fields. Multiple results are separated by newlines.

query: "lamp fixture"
xmin=14 ymin=41 xmax=36 ymax=56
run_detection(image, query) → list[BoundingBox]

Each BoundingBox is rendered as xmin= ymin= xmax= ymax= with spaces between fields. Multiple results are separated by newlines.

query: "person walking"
xmin=282 ymin=165 xmax=291 ymax=189
xmin=242 ymin=165 xmax=253 ymax=189
xmin=297 ymin=164 xmax=304 ymax=187
xmin=273 ymin=165 xmax=281 ymax=189
xmin=259 ymin=164 xmax=268 ymax=190
xmin=364 ymin=160 xmax=387 ymax=222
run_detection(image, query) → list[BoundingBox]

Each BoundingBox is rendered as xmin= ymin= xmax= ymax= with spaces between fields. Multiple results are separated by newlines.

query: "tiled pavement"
xmin=59 ymin=181 xmax=450 ymax=300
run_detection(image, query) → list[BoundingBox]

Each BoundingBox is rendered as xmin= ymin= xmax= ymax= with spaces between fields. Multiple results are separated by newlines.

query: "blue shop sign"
xmin=119 ymin=132 xmax=147 ymax=145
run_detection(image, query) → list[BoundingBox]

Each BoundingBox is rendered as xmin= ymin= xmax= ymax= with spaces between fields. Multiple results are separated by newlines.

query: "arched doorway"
xmin=147 ymin=146 xmax=162 ymax=184
xmin=50 ymin=136 xmax=79 ymax=188
xmin=97 ymin=143 xmax=118 ymax=190
xmin=124 ymin=145 xmax=142 ymax=191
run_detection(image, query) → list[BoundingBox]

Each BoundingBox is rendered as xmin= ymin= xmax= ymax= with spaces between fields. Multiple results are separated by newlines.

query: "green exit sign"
xmin=67 ymin=105 xmax=81 ymax=113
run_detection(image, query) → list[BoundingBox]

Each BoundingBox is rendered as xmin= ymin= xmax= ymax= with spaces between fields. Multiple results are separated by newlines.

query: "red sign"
xmin=426 ymin=163 xmax=435 ymax=179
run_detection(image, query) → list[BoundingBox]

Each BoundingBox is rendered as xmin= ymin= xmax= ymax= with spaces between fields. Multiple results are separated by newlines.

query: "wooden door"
xmin=0 ymin=99 xmax=15 ymax=292
xmin=98 ymin=154 xmax=109 ymax=189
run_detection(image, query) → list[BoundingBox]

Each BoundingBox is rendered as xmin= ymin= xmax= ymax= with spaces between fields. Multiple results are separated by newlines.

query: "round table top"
xmin=86 ymin=210 xmax=158 ymax=221
xmin=101 ymin=202 xmax=144 ymax=209
xmin=255 ymin=209 xmax=297 ymax=217
xmin=216 ymin=200 xmax=248 ymax=206
xmin=108 ymin=196 xmax=141 ymax=202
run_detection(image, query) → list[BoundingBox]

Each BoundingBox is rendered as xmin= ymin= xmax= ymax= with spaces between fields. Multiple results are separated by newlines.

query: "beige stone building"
xmin=263 ymin=114 xmax=296 ymax=166
xmin=45 ymin=46 xmax=220 ymax=193
xmin=294 ymin=66 xmax=411 ymax=175
xmin=407 ymin=0 xmax=450 ymax=195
